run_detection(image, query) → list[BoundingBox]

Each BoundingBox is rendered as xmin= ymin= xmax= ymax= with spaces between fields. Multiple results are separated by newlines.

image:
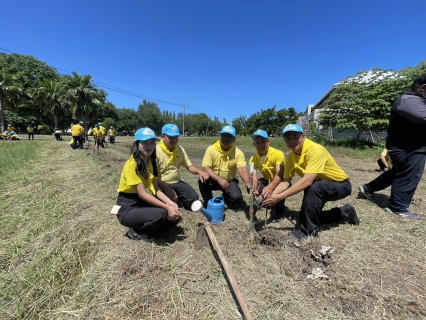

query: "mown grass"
xmin=1 ymin=136 xmax=425 ymax=320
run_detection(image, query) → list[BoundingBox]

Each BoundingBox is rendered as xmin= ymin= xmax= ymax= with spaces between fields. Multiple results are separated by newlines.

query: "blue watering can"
xmin=191 ymin=195 xmax=225 ymax=224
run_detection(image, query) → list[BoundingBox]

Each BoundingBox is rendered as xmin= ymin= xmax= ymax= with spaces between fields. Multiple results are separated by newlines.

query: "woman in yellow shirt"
xmin=116 ymin=127 xmax=182 ymax=242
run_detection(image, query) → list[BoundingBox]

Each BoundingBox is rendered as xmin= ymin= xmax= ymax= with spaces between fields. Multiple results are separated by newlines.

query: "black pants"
xmin=117 ymin=195 xmax=179 ymax=239
xmin=257 ymin=178 xmax=285 ymax=213
xmin=377 ymin=158 xmax=386 ymax=171
xmin=367 ymin=150 xmax=426 ymax=213
xmin=198 ymin=178 xmax=243 ymax=208
xmin=72 ymin=135 xmax=83 ymax=149
xmin=54 ymin=133 xmax=61 ymax=141
xmin=109 ymin=136 xmax=115 ymax=144
xmin=299 ymin=179 xmax=352 ymax=235
xmin=28 ymin=133 xmax=34 ymax=140
xmin=167 ymin=180 xmax=199 ymax=209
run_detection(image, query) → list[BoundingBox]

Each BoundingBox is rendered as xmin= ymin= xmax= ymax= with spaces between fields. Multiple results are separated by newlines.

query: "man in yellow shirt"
xmin=250 ymin=129 xmax=285 ymax=223
xmin=96 ymin=122 xmax=107 ymax=148
xmin=71 ymin=121 xmax=85 ymax=150
xmin=26 ymin=124 xmax=35 ymax=140
xmin=156 ymin=124 xmax=209 ymax=209
xmin=263 ymin=124 xmax=359 ymax=241
xmin=376 ymin=148 xmax=391 ymax=172
xmin=108 ymin=126 xmax=116 ymax=144
xmin=200 ymin=125 xmax=251 ymax=208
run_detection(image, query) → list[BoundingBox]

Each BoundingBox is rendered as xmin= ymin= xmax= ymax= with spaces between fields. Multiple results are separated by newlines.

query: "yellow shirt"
xmin=109 ymin=129 xmax=116 ymax=136
xmin=117 ymin=156 xmax=157 ymax=195
xmin=27 ymin=127 xmax=34 ymax=133
xmin=284 ymin=138 xmax=348 ymax=182
xmin=92 ymin=127 xmax=98 ymax=136
xmin=71 ymin=124 xmax=84 ymax=136
xmin=156 ymin=144 xmax=192 ymax=184
xmin=202 ymin=142 xmax=247 ymax=181
xmin=97 ymin=126 xmax=106 ymax=136
xmin=381 ymin=148 xmax=391 ymax=164
xmin=249 ymin=146 xmax=285 ymax=181
xmin=7 ymin=126 xmax=15 ymax=132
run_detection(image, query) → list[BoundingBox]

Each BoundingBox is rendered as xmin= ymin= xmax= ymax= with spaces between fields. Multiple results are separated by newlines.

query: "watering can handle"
xmin=213 ymin=195 xmax=224 ymax=202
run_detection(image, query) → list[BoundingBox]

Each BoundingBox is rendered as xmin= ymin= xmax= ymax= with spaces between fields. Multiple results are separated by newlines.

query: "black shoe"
xmin=341 ymin=203 xmax=360 ymax=226
xmin=271 ymin=211 xmax=284 ymax=223
xmin=288 ymin=229 xmax=308 ymax=241
xmin=125 ymin=229 xmax=154 ymax=243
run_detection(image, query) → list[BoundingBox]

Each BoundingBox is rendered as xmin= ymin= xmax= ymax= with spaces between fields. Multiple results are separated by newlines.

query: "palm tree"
xmin=0 ymin=72 xmax=23 ymax=132
xmin=31 ymin=79 xmax=69 ymax=128
xmin=63 ymin=72 xmax=105 ymax=128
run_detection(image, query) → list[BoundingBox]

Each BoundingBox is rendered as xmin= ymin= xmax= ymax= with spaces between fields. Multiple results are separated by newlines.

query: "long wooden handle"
xmin=205 ymin=223 xmax=253 ymax=320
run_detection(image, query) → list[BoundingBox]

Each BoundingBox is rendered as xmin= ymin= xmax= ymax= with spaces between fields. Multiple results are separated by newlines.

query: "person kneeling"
xmin=115 ymin=127 xmax=182 ymax=242
xmin=263 ymin=124 xmax=360 ymax=241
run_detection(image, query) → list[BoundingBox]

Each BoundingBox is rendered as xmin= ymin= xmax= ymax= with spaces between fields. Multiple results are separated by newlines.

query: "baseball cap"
xmin=162 ymin=124 xmax=181 ymax=136
xmin=110 ymin=126 xmax=113 ymax=129
xmin=79 ymin=121 xmax=83 ymax=124
xmin=220 ymin=125 xmax=236 ymax=137
xmin=135 ymin=127 xmax=159 ymax=141
xmin=251 ymin=129 xmax=268 ymax=140
xmin=97 ymin=122 xmax=102 ymax=126
xmin=281 ymin=124 xmax=303 ymax=136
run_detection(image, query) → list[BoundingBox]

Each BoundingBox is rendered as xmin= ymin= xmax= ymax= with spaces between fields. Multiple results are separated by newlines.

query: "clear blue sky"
xmin=1 ymin=0 xmax=425 ymax=124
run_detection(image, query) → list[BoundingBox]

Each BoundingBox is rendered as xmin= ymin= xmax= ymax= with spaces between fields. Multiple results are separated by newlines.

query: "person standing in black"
xmin=359 ymin=74 xmax=426 ymax=220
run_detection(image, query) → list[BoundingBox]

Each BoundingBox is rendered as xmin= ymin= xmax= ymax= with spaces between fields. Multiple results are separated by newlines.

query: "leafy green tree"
xmin=31 ymin=79 xmax=69 ymax=128
xmin=116 ymin=107 xmax=139 ymax=134
xmin=232 ymin=115 xmax=247 ymax=135
xmin=319 ymin=67 xmax=401 ymax=140
xmin=63 ymin=72 xmax=106 ymax=128
xmin=137 ymin=100 xmax=163 ymax=133
xmin=0 ymin=72 xmax=23 ymax=132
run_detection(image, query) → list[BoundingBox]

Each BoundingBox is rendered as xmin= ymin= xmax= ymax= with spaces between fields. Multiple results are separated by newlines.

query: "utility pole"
xmin=182 ymin=105 xmax=186 ymax=136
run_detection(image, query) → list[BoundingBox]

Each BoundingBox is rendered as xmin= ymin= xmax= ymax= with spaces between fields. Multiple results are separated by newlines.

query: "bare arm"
xmin=261 ymin=163 xmax=284 ymax=199
xmin=187 ymin=165 xmax=209 ymax=183
xmin=238 ymin=166 xmax=251 ymax=190
xmin=262 ymin=173 xmax=318 ymax=206
xmin=203 ymin=166 xmax=230 ymax=189
xmin=380 ymin=155 xmax=389 ymax=168
xmin=136 ymin=182 xmax=181 ymax=219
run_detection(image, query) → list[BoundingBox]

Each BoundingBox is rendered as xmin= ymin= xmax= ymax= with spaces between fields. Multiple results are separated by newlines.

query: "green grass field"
xmin=1 ymin=135 xmax=425 ymax=319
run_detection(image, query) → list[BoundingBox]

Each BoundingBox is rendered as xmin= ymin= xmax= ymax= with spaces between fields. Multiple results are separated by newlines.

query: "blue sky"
xmin=1 ymin=0 xmax=425 ymax=124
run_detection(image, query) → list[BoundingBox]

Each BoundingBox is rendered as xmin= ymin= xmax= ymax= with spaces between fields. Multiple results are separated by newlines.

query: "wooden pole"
xmin=249 ymin=162 xmax=255 ymax=246
xmin=204 ymin=223 xmax=253 ymax=320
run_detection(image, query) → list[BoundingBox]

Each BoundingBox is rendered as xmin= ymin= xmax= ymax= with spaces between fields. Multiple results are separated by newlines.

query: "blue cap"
xmin=135 ymin=127 xmax=159 ymax=141
xmin=110 ymin=126 xmax=113 ymax=129
xmin=4 ymin=130 xmax=9 ymax=134
xmin=220 ymin=125 xmax=236 ymax=137
xmin=9 ymin=131 xmax=15 ymax=135
xmin=97 ymin=122 xmax=102 ymax=126
xmin=281 ymin=124 xmax=304 ymax=136
xmin=251 ymin=129 xmax=268 ymax=140
xmin=7 ymin=124 xmax=11 ymax=126
xmin=79 ymin=121 xmax=83 ymax=124
xmin=162 ymin=124 xmax=181 ymax=136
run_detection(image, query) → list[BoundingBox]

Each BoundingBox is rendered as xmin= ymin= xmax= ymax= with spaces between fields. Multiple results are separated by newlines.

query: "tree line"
xmin=1 ymin=52 xmax=425 ymax=138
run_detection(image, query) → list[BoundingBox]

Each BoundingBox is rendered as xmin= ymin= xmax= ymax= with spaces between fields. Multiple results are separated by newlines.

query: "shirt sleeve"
xmin=398 ymin=95 xmax=426 ymax=123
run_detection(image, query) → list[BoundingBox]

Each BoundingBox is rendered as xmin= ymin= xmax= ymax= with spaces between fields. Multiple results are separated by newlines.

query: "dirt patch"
xmin=256 ymin=228 xmax=289 ymax=248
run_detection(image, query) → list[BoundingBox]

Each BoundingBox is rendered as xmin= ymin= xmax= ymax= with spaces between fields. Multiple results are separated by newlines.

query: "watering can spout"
xmin=200 ymin=207 xmax=213 ymax=221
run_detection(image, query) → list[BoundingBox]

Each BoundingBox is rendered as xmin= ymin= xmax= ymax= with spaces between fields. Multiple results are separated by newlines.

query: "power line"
xmin=0 ymin=47 xmax=222 ymax=120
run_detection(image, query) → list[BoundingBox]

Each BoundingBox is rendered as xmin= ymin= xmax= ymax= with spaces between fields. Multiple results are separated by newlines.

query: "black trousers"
xmin=257 ymin=178 xmax=285 ymax=213
xmin=167 ymin=180 xmax=199 ymax=209
xmin=367 ymin=150 xmax=426 ymax=213
xmin=109 ymin=136 xmax=115 ymax=144
xmin=117 ymin=194 xmax=179 ymax=239
xmin=377 ymin=158 xmax=386 ymax=171
xmin=198 ymin=178 xmax=243 ymax=208
xmin=28 ymin=133 xmax=34 ymax=140
xmin=299 ymin=179 xmax=352 ymax=235
xmin=72 ymin=135 xmax=83 ymax=149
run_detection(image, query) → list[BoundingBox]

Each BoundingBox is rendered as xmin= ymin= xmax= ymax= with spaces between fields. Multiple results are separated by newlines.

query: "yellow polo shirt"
xmin=156 ymin=144 xmax=192 ymax=184
xmin=117 ymin=156 xmax=157 ymax=195
xmin=71 ymin=124 xmax=84 ymax=136
xmin=250 ymin=146 xmax=285 ymax=181
xmin=109 ymin=129 xmax=116 ymax=136
xmin=202 ymin=143 xmax=247 ymax=181
xmin=284 ymin=138 xmax=348 ymax=182
xmin=97 ymin=126 xmax=106 ymax=136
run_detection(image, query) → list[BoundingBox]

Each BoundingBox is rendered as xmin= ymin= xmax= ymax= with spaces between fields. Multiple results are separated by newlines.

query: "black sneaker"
xmin=288 ymin=229 xmax=308 ymax=241
xmin=125 ymin=229 xmax=154 ymax=243
xmin=358 ymin=185 xmax=373 ymax=201
xmin=385 ymin=208 xmax=421 ymax=220
xmin=271 ymin=211 xmax=284 ymax=223
xmin=341 ymin=203 xmax=360 ymax=225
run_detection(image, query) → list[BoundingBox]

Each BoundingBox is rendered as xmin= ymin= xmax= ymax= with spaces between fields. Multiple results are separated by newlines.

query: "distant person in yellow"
xmin=8 ymin=131 xmax=20 ymax=140
xmin=71 ymin=121 xmax=84 ymax=150
xmin=376 ymin=148 xmax=391 ymax=172
xmin=95 ymin=122 xmax=106 ymax=148
xmin=7 ymin=124 xmax=15 ymax=132
xmin=250 ymin=129 xmax=285 ymax=223
xmin=263 ymin=124 xmax=359 ymax=241
xmin=54 ymin=127 xmax=62 ymax=141
xmin=115 ymin=127 xmax=181 ymax=242
xmin=1 ymin=130 xmax=9 ymax=140
xmin=156 ymin=124 xmax=209 ymax=209
xmin=199 ymin=125 xmax=251 ymax=208
xmin=108 ymin=126 xmax=116 ymax=144
xmin=26 ymin=124 xmax=35 ymax=140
